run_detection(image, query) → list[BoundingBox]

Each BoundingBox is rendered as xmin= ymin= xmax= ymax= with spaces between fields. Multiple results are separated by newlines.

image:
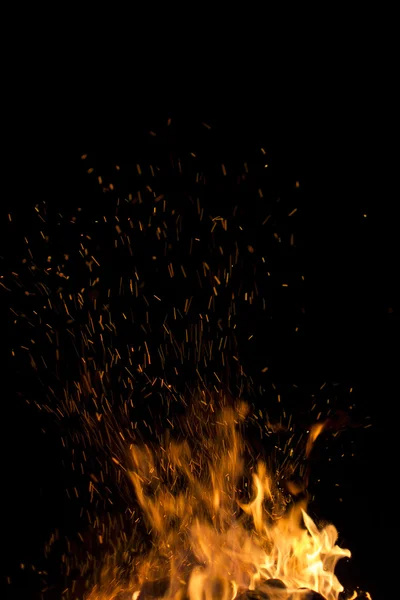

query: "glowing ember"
xmin=88 ymin=404 xmax=351 ymax=600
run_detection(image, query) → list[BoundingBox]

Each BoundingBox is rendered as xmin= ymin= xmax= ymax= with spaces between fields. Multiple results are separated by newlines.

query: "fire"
xmin=88 ymin=402 xmax=354 ymax=600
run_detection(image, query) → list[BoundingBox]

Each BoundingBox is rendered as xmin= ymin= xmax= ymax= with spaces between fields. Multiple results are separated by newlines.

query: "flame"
xmin=305 ymin=422 xmax=327 ymax=459
xmin=88 ymin=404 xmax=352 ymax=600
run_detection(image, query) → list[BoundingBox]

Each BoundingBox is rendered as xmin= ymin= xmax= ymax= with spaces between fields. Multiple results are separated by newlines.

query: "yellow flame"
xmin=88 ymin=405 xmax=352 ymax=600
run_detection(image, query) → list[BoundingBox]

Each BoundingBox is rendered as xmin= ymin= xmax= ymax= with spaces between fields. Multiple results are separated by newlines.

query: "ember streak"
xmin=1 ymin=117 xmax=378 ymax=599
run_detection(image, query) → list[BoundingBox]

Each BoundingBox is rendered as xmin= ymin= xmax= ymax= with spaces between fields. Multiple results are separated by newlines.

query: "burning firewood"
xmin=288 ymin=591 xmax=326 ymax=600
xmin=137 ymin=578 xmax=170 ymax=600
xmin=244 ymin=579 xmax=287 ymax=599
xmin=241 ymin=580 xmax=328 ymax=600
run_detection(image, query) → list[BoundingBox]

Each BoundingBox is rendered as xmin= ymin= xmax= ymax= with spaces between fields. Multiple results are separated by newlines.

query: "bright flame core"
xmin=89 ymin=404 xmax=350 ymax=600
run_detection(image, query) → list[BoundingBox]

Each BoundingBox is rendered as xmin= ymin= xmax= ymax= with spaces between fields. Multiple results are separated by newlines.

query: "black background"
xmin=1 ymin=60 xmax=398 ymax=600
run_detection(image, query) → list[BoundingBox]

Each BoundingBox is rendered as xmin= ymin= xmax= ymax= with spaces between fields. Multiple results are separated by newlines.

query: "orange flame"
xmin=88 ymin=405 xmax=353 ymax=600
